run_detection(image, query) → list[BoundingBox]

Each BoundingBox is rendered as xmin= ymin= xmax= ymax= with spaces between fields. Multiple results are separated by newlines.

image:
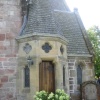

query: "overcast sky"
xmin=65 ymin=0 xmax=100 ymax=29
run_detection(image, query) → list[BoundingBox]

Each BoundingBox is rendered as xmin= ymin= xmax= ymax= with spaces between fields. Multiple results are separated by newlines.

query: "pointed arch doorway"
xmin=39 ymin=61 xmax=55 ymax=93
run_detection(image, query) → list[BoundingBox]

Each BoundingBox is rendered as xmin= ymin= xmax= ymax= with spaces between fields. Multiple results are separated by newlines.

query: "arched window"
xmin=63 ymin=66 xmax=65 ymax=86
xmin=77 ymin=65 xmax=82 ymax=84
xmin=24 ymin=66 xmax=30 ymax=87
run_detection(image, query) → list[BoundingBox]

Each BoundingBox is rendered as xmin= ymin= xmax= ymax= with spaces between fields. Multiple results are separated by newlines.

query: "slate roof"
xmin=20 ymin=0 xmax=92 ymax=55
xmin=54 ymin=11 xmax=91 ymax=55
xmin=20 ymin=0 xmax=70 ymax=35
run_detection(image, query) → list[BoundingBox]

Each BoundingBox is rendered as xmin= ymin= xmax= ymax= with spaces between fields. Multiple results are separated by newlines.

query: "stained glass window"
xmin=63 ymin=66 xmax=65 ymax=86
xmin=77 ymin=65 xmax=82 ymax=84
xmin=24 ymin=66 xmax=30 ymax=87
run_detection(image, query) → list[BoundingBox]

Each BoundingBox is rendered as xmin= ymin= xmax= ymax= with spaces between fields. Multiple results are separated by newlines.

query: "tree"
xmin=87 ymin=26 xmax=100 ymax=77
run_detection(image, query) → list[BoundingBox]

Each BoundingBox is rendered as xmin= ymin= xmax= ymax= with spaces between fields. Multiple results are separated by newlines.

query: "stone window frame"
xmin=63 ymin=66 xmax=66 ymax=86
xmin=75 ymin=61 xmax=85 ymax=85
xmin=21 ymin=66 xmax=30 ymax=93
xmin=60 ymin=45 xmax=64 ymax=55
xmin=41 ymin=42 xmax=53 ymax=53
xmin=24 ymin=65 xmax=30 ymax=87
xmin=77 ymin=65 xmax=82 ymax=85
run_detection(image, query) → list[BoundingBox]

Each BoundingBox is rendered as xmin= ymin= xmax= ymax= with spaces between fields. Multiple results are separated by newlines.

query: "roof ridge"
xmin=73 ymin=9 xmax=94 ymax=55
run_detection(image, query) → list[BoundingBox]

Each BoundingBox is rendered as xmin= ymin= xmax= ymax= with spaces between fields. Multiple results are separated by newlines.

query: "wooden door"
xmin=39 ymin=61 xmax=55 ymax=93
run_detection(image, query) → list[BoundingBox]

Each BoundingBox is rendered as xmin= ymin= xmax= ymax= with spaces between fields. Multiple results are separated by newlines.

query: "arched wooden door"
xmin=39 ymin=61 xmax=55 ymax=93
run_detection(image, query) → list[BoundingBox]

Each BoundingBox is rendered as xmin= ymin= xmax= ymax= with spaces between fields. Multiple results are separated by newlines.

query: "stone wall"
xmin=68 ymin=56 xmax=95 ymax=100
xmin=17 ymin=35 xmax=68 ymax=100
xmin=0 ymin=0 xmax=21 ymax=99
xmin=0 ymin=0 xmax=95 ymax=100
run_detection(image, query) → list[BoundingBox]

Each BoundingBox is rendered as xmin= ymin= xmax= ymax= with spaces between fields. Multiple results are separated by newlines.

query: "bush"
xmin=34 ymin=89 xmax=70 ymax=100
xmin=34 ymin=90 xmax=48 ymax=100
xmin=54 ymin=89 xmax=70 ymax=100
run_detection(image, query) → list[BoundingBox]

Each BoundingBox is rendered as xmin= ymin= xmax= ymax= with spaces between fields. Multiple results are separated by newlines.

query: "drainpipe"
xmin=19 ymin=0 xmax=33 ymax=35
xmin=19 ymin=15 xmax=28 ymax=36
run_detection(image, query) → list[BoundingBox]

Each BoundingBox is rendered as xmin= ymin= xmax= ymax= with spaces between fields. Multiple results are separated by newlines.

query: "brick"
xmin=8 ymin=58 xmax=17 ymax=62
xmin=68 ymin=66 xmax=73 ymax=69
xmin=68 ymin=59 xmax=75 ymax=63
xmin=6 ymin=21 xmax=16 ymax=28
xmin=0 ymin=88 xmax=10 ymax=93
xmin=68 ymin=63 xmax=74 ymax=66
xmin=3 ymin=41 xmax=10 ymax=46
xmin=70 ymin=70 xmax=76 ymax=77
xmin=6 ymin=33 xmax=15 ymax=39
xmin=69 ymin=81 xmax=74 ymax=84
xmin=0 ymin=42 xmax=3 ymax=46
xmin=5 ymin=54 xmax=16 ymax=57
xmin=0 ymin=62 xmax=2 ymax=66
xmin=69 ymin=78 xmax=74 ymax=80
xmin=0 ymin=69 xmax=4 ymax=75
xmin=3 ymin=83 xmax=16 ymax=88
xmin=0 ymin=55 xmax=5 ymax=57
xmin=0 ymin=58 xmax=7 ymax=61
xmin=70 ymin=85 xmax=73 ymax=90
xmin=0 ymin=46 xmax=5 ymax=50
xmin=5 ymin=69 xmax=15 ymax=74
xmin=0 ymin=34 xmax=5 ymax=41
xmin=0 ymin=83 xmax=3 ymax=88
xmin=3 ymin=62 xmax=17 ymax=66
xmin=1 ymin=76 xmax=8 ymax=82
xmin=14 ymin=21 xmax=21 ymax=29
xmin=0 ymin=21 xmax=6 ymax=28
xmin=9 ymin=76 xmax=16 ymax=82
xmin=7 ymin=93 xmax=13 ymax=99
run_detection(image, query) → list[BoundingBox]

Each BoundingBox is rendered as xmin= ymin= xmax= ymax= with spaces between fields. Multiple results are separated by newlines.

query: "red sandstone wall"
xmin=0 ymin=0 xmax=21 ymax=99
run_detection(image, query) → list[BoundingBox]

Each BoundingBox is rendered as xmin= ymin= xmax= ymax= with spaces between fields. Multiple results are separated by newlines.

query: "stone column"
xmin=55 ymin=59 xmax=63 ymax=90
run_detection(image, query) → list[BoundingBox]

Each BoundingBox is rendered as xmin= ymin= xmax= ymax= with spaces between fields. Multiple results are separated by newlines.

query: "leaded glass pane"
xmin=24 ymin=66 xmax=30 ymax=87
xmin=77 ymin=65 xmax=82 ymax=84
xmin=63 ymin=67 xmax=65 ymax=86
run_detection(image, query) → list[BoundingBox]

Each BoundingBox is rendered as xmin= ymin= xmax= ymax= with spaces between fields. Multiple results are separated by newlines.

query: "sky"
xmin=65 ymin=0 xmax=100 ymax=29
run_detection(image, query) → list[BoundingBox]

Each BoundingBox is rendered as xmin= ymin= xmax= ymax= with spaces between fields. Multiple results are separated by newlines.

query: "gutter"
xmin=19 ymin=15 xmax=27 ymax=36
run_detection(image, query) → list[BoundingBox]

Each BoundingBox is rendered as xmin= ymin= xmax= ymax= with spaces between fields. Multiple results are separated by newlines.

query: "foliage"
xmin=54 ymin=89 xmax=70 ymax=100
xmin=34 ymin=89 xmax=70 ymax=100
xmin=34 ymin=90 xmax=48 ymax=100
xmin=87 ymin=26 xmax=100 ymax=77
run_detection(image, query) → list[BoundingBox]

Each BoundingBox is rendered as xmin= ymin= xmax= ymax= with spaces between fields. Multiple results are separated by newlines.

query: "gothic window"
xmin=42 ymin=43 xmax=52 ymax=53
xmin=77 ymin=65 xmax=82 ymax=84
xmin=63 ymin=66 xmax=65 ymax=86
xmin=24 ymin=66 xmax=30 ymax=87
xmin=60 ymin=45 xmax=64 ymax=54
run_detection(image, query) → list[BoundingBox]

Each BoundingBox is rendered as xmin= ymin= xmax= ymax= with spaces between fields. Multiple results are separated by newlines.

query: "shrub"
xmin=54 ymin=89 xmax=70 ymax=100
xmin=34 ymin=89 xmax=70 ymax=100
xmin=34 ymin=90 xmax=48 ymax=100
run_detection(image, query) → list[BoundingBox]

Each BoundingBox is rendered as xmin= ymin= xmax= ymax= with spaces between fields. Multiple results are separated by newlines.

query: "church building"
xmin=0 ymin=0 xmax=94 ymax=100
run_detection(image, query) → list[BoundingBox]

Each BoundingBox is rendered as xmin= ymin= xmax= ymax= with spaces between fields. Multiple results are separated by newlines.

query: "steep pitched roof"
xmin=54 ymin=10 xmax=91 ymax=55
xmin=20 ymin=0 xmax=70 ymax=36
xmin=19 ymin=0 xmax=93 ymax=56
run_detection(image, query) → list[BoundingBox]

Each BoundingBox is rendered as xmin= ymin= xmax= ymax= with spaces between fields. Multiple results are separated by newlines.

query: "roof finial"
xmin=74 ymin=8 xmax=78 ymax=12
